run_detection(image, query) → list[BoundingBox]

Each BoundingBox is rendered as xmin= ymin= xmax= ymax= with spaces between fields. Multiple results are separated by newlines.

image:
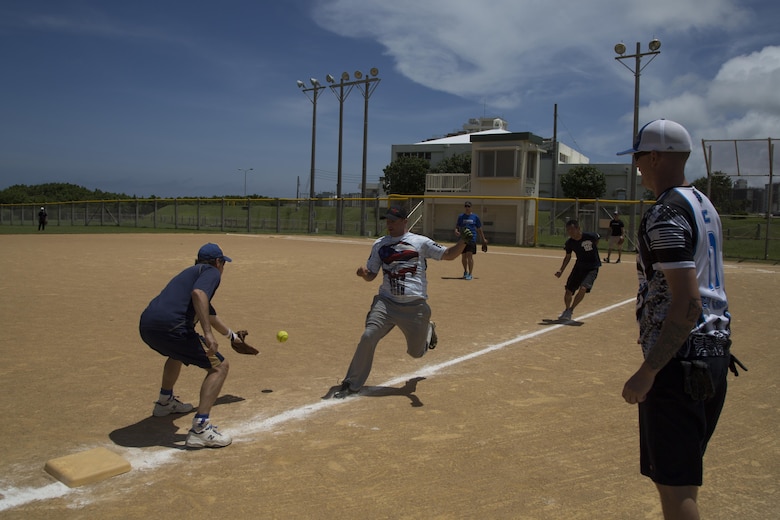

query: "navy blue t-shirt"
xmin=140 ymin=263 xmax=221 ymax=331
xmin=564 ymin=232 xmax=601 ymax=269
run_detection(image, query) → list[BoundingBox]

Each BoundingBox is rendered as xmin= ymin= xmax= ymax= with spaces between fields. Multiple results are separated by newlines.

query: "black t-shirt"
xmin=563 ymin=232 xmax=601 ymax=269
xmin=609 ymin=218 xmax=624 ymax=237
xmin=564 ymin=232 xmax=601 ymax=269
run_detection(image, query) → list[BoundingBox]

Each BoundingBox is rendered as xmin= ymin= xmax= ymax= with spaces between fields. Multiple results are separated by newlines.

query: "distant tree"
xmin=430 ymin=153 xmax=471 ymax=173
xmin=691 ymin=172 xmax=746 ymax=214
xmin=381 ymin=156 xmax=430 ymax=195
xmin=559 ymin=165 xmax=607 ymax=199
xmin=0 ymin=183 xmax=132 ymax=204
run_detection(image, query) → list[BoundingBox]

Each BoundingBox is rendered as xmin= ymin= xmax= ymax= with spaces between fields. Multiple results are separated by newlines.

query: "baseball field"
xmin=0 ymin=232 xmax=777 ymax=519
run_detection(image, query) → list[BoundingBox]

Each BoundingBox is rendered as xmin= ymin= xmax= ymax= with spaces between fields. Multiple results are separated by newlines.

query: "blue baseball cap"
xmin=197 ymin=243 xmax=232 ymax=262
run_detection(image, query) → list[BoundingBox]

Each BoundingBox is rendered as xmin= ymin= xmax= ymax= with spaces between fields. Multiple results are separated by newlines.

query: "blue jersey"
xmin=140 ymin=263 xmax=221 ymax=331
xmin=456 ymin=213 xmax=482 ymax=243
xmin=636 ymin=186 xmax=730 ymax=358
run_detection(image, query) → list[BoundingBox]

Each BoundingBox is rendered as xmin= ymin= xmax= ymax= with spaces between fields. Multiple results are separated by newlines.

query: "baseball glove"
xmin=481 ymin=242 xmax=488 ymax=252
xmin=460 ymin=227 xmax=474 ymax=243
xmin=231 ymin=330 xmax=259 ymax=355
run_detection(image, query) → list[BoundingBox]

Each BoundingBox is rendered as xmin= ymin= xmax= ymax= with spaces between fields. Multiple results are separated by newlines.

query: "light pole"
xmin=355 ymin=68 xmax=381 ymax=236
xmin=326 ymin=72 xmax=355 ymax=235
xmin=297 ymin=78 xmax=326 ymax=233
xmin=614 ymin=39 xmax=661 ymax=243
xmin=237 ymin=168 xmax=253 ymax=198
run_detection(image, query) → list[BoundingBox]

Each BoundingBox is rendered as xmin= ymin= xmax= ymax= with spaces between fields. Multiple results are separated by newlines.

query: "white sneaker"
xmin=185 ymin=424 xmax=232 ymax=448
xmin=153 ymin=397 xmax=194 ymax=417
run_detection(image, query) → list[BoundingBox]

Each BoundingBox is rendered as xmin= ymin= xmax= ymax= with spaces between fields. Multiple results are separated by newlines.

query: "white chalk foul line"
xmin=0 ymin=297 xmax=634 ymax=511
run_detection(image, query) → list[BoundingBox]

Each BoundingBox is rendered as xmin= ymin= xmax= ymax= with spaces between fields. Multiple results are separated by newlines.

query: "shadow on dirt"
xmin=109 ymin=394 xmax=245 ymax=449
xmin=322 ymin=377 xmax=426 ymax=407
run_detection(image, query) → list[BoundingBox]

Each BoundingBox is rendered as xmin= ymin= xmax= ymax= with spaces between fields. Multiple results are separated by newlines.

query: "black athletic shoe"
xmin=428 ymin=322 xmax=438 ymax=350
xmin=334 ymin=381 xmax=358 ymax=399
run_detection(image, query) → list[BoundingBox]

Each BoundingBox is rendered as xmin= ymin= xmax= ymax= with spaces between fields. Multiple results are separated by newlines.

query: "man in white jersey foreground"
xmin=619 ymin=119 xmax=745 ymax=519
xmin=332 ymin=205 xmax=472 ymax=398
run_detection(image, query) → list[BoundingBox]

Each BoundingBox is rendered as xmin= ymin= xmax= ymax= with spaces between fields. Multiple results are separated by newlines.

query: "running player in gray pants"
xmin=333 ymin=205 xmax=472 ymax=398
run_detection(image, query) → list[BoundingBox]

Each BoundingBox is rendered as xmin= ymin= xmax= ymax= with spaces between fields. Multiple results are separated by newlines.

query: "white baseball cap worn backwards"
xmin=617 ymin=119 xmax=692 ymax=156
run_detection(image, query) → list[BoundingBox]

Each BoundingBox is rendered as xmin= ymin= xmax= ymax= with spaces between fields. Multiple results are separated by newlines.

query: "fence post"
xmin=247 ymin=198 xmax=251 ymax=233
xmin=276 ymin=198 xmax=281 ymax=233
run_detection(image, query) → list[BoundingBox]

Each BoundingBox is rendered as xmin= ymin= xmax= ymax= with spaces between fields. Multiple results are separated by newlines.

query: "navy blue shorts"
xmin=638 ymin=356 xmax=729 ymax=486
xmin=140 ymin=326 xmax=224 ymax=370
xmin=462 ymin=242 xmax=477 ymax=254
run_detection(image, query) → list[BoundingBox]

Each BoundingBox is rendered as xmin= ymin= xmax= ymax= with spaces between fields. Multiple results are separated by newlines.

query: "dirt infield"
xmin=0 ymin=233 xmax=777 ymax=519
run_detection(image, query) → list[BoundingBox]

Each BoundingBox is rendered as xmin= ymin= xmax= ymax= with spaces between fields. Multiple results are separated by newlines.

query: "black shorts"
xmin=565 ymin=266 xmax=598 ymax=294
xmin=638 ymin=356 xmax=729 ymax=486
xmin=140 ymin=326 xmax=225 ymax=369
xmin=461 ymin=242 xmax=477 ymax=254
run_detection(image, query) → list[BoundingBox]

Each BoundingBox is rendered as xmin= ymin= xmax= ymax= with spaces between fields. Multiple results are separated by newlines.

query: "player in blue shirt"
xmin=454 ymin=201 xmax=488 ymax=280
xmin=139 ymin=243 xmax=239 ymax=448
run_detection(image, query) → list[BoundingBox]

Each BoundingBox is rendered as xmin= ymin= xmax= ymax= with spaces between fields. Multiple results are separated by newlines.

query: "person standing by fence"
xmin=454 ymin=201 xmax=488 ymax=280
xmin=603 ymin=211 xmax=625 ymax=263
xmin=38 ymin=206 xmax=48 ymax=231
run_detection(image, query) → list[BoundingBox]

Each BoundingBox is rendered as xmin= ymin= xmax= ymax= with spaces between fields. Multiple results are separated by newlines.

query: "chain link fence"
xmin=3 ymin=195 xmax=779 ymax=261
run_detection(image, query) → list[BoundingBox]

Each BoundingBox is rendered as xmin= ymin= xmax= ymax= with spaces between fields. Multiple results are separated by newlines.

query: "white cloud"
xmin=709 ymin=46 xmax=780 ymax=115
xmin=313 ymin=0 xmax=752 ymax=108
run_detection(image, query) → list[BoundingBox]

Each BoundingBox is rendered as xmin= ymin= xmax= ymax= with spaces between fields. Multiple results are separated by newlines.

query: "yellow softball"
xmin=276 ymin=330 xmax=289 ymax=343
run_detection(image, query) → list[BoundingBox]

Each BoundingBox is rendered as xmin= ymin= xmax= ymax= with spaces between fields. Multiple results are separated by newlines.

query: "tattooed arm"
xmin=622 ymin=268 xmax=701 ymax=404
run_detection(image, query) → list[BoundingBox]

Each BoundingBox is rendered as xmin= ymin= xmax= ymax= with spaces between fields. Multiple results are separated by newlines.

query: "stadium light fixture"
xmin=326 ymin=71 xmax=355 ymax=234
xmin=614 ymin=39 xmax=661 ymax=242
xmin=296 ymin=77 xmax=326 ymax=233
xmin=354 ymin=68 xmax=381 ymax=236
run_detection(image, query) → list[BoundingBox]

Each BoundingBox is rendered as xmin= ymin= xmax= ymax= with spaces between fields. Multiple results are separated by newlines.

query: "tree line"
xmin=0 ymin=183 xmax=134 ymax=204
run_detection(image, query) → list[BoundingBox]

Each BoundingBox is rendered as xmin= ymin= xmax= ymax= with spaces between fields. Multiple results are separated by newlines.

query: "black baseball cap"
xmin=381 ymin=206 xmax=409 ymax=220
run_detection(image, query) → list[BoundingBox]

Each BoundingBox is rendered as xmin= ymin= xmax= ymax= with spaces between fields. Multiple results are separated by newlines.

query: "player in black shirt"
xmin=553 ymin=219 xmax=601 ymax=321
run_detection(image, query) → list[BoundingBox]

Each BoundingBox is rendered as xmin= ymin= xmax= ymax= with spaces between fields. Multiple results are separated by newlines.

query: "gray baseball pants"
xmin=343 ymin=295 xmax=433 ymax=390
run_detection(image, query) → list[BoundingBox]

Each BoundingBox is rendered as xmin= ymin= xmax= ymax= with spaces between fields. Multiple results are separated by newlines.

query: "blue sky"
xmin=1 ymin=0 xmax=778 ymax=198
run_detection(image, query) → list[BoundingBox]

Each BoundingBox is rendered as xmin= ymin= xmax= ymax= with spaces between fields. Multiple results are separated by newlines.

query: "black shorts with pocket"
xmin=638 ymin=356 xmax=730 ymax=486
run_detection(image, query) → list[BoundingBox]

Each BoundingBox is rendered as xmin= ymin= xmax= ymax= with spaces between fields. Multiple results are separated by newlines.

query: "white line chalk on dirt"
xmin=0 ymin=297 xmax=634 ymax=512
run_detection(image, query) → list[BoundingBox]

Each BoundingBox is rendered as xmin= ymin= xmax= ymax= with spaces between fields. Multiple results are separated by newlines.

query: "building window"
xmin=559 ymin=152 xmax=568 ymax=163
xmin=478 ymin=149 xmax=516 ymax=177
xmin=397 ymin=151 xmax=432 ymax=161
xmin=526 ymin=152 xmax=536 ymax=181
